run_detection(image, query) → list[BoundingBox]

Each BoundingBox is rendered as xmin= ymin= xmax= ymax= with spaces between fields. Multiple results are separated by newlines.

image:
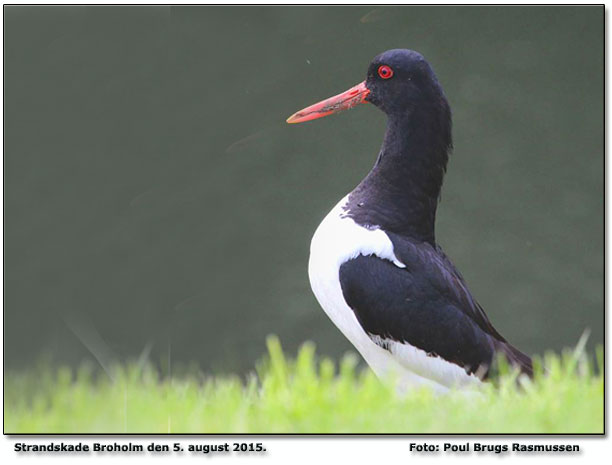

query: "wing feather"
xmin=339 ymin=236 xmax=532 ymax=378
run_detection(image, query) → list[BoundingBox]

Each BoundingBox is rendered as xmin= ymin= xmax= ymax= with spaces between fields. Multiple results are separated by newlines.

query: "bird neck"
xmin=350 ymin=101 xmax=452 ymax=244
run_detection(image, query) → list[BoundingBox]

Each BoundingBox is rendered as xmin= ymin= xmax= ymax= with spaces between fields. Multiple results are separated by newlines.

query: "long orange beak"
xmin=286 ymin=81 xmax=370 ymax=124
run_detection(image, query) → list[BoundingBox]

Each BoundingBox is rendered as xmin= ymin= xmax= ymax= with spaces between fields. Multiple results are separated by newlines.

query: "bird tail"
xmin=495 ymin=341 xmax=533 ymax=378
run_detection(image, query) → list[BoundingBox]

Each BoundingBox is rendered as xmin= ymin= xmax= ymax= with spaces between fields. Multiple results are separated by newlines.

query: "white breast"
xmin=308 ymin=195 xmax=482 ymax=393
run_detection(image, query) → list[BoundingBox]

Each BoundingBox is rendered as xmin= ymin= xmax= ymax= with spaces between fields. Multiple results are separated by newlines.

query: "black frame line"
xmin=2 ymin=2 xmax=606 ymax=438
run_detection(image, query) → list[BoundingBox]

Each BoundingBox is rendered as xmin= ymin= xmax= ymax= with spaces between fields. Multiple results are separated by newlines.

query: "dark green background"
xmin=4 ymin=6 xmax=603 ymax=374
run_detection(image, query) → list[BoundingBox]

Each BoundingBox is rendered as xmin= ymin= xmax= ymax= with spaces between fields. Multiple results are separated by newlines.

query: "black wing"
xmin=339 ymin=235 xmax=532 ymax=378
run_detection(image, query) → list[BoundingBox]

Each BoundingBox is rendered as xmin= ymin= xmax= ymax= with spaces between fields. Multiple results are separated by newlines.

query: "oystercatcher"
xmin=287 ymin=49 xmax=532 ymax=392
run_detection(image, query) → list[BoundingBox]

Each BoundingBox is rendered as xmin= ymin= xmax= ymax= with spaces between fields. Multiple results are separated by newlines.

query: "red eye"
xmin=378 ymin=65 xmax=393 ymax=79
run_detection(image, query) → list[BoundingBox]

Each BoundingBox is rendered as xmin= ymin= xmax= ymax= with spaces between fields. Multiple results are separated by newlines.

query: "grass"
xmin=4 ymin=337 xmax=604 ymax=434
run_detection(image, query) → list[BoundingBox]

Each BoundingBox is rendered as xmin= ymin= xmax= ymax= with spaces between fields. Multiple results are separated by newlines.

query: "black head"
xmin=287 ymin=48 xmax=448 ymax=124
xmin=364 ymin=49 xmax=446 ymax=116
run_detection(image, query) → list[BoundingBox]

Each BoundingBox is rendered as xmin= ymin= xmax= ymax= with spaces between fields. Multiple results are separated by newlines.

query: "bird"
xmin=286 ymin=49 xmax=533 ymax=393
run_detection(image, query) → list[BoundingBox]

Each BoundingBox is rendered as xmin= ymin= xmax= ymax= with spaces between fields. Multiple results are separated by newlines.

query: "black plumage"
xmin=339 ymin=49 xmax=532 ymax=378
xmin=339 ymin=241 xmax=532 ymax=378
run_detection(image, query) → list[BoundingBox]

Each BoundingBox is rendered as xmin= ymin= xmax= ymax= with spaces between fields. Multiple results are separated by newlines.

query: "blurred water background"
xmin=4 ymin=5 xmax=603 ymax=374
